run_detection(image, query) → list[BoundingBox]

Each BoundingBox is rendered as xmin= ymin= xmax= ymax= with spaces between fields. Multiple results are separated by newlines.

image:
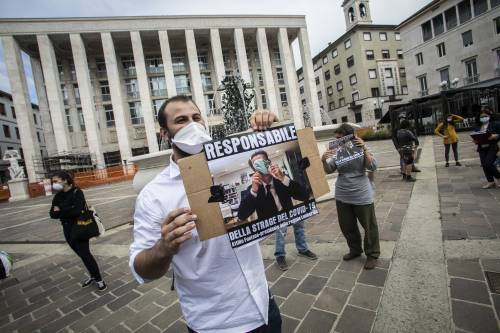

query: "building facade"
xmin=298 ymin=0 xmax=408 ymax=128
xmin=0 ymin=15 xmax=321 ymax=183
xmin=398 ymin=0 xmax=500 ymax=99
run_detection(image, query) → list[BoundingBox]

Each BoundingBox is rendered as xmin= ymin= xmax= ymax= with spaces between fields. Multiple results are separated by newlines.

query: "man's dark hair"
xmin=400 ymin=119 xmax=410 ymax=129
xmin=157 ymin=95 xmax=199 ymax=128
xmin=248 ymin=150 xmax=269 ymax=170
xmin=333 ymin=123 xmax=355 ymax=136
xmin=53 ymin=170 xmax=74 ymax=186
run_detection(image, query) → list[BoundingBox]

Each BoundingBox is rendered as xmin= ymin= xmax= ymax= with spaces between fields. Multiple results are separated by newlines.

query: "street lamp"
xmin=373 ymin=98 xmax=385 ymax=128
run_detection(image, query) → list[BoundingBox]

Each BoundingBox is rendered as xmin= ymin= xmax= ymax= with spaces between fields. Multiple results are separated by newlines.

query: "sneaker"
xmin=96 ymin=280 xmax=107 ymax=291
xmin=81 ymin=277 xmax=94 ymax=288
xmin=445 ymin=162 xmax=449 ymax=167
xmin=482 ymin=182 xmax=495 ymax=189
xmin=298 ymin=250 xmax=318 ymax=260
xmin=276 ymin=256 xmax=289 ymax=271
xmin=406 ymin=176 xmax=416 ymax=182
xmin=342 ymin=252 xmax=361 ymax=261
xmin=412 ymin=167 xmax=421 ymax=172
xmin=364 ymin=257 xmax=378 ymax=270
xmin=456 ymin=162 xmax=462 ymax=166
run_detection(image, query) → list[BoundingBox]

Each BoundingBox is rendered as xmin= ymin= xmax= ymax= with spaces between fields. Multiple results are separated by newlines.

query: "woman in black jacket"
xmin=473 ymin=108 xmax=500 ymax=189
xmin=49 ymin=171 xmax=107 ymax=291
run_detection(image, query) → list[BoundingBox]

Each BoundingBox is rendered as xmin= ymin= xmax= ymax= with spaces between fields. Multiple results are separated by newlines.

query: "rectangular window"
xmin=368 ymin=69 xmax=377 ymax=79
xmin=422 ymin=20 xmax=433 ymax=41
xmin=395 ymin=32 xmax=401 ymax=40
xmin=445 ymin=7 xmax=458 ymax=30
xmin=100 ymin=80 xmax=111 ymax=100
xmin=317 ymin=91 xmax=323 ymax=101
xmin=347 ymin=56 xmax=355 ymax=68
xmin=327 ymin=86 xmax=334 ymax=95
xmin=458 ymin=0 xmax=472 ymax=23
xmin=418 ymin=75 xmax=428 ymax=96
xmin=332 ymin=119 xmax=338 ymax=124
xmin=279 ymin=87 xmax=287 ymax=106
xmin=153 ymin=99 xmax=167 ymax=118
xmin=437 ymin=42 xmax=446 ymax=57
xmin=201 ymin=73 xmax=213 ymax=91
xmin=332 ymin=49 xmax=338 ymax=58
xmin=387 ymin=86 xmax=395 ymax=96
xmin=402 ymin=86 xmax=409 ymax=94
xmin=125 ymin=78 xmax=139 ymax=97
xmin=416 ymin=52 xmax=424 ymax=65
xmin=197 ymin=53 xmax=209 ymax=71
xmin=495 ymin=17 xmax=500 ymax=34
xmin=323 ymin=56 xmax=328 ymax=64
xmin=175 ymin=74 xmax=191 ymax=94
xmin=65 ymin=109 xmax=73 ymax=132
xmin=33 ymin=113 xmax=37 ymax=125
xmin=382 ymin=50 xmax=390 ymax=59
xmin=363 ymin=32 xmax=372 ymax=41
xmin=324 ymin=70 xmax=331 ymax=81
xmin=379 ymin=32 xmax=388 ymax=41
xmin=355 ymin=112 xmax=362 ymax=123
xmin=350 ymin=74 xmax=357 ymax=85
xmin=172 ymin=53 xmax=187 ymax=72
xmin=397 ymin=50 xmax=404 ymax=59
xmin=385 ymin=68 xmax=393 ymax=78
xmin=0 ymin=103 xmax=5 ymax=116
xmin=104 ymin=104 xmax=115 ymax=127
xmin=77 ymin=108 xmax=85 ymax=131
xmin=433 ymin=14 xmax=445 ymax=36
xmin=222 ymin=51 xmax=230 ymax=68
xmin=440 ymin=67 xmax=450 ymax=83
xmin=122 ymin=56 xmax=136 ymax=72
xmin=261 ymin=89 xmax=267 ymax=109
xmin=74 ymin=84 xmax=80 ymax=103
xmin=465 ymin=59 xmax=478 ymax=80
xmin=205 ymin=94 xmax=215 ymax=115
xmin=334 ymin=64 xmax=341 ymax=75
xmin=337 ymin=81 xmax=344 ymax=91
xmin=3 ymin=125 xmax=10 ymax=138
xmin=315 ymin=77 xmax=320 ymax=85
xmin=473 ymin=0 xmax=488 ymax=16
xmin=276 ymin=67 xmax=285 ymax=85
xmin=352 ymin=92 xmax=360 ymax=101
xmin=339 ymin=99 xmax=346 ymax=108
xmin=462 ymin=30 xmax=473 ymax=47
xmin=36 ymin=132 xmax=41 ymax=143
xmin=149 ymin=76 xmax=167 ymax=96
xmin=400 ymin=67 xmax=406 ymax=78
xmin=341 ymin=115 xmax=348 ymax=122
xmin=15 ymin=127 xmax=20 ymax=140
xmin=329 ymin=102 xmax=335 ymax=111
xmin=375 ymin=108 xmax=383 ymax=120
xmin=272 ymin=50 xmax=282 ymax=66
xmin=366 ymin=50 xmax=374 ymax=60
xmin=344 ymin=39 xmax=351 ymax=49
xmin=492 ymin=0 xmax=500 ymax=8
xmin=11 ymin=106 xmax=16 ymax=118
xmin=299 ymin=86 xmax=305 ymax=94
xmin=129 ymin=101 xmax=143 ymax=125
xmin=371 ymin=87 xmax=380 ymax=97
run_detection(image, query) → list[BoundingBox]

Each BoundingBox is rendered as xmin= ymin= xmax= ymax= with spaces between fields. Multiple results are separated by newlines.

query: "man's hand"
xmin=251 ymin=172 xmax=263 ymax=193
xmin=488 ymin=134 xmax=499 ymax=141
xmin=250 ymin=109 xmax=278 ymax=131
xmin=321 ymin=149 xmax=335 ymax=163
xmin=159 ymin=208 xmax=197 ymax=256
xmin=353 ymin=137 xmax=366 ymax=149
xmin=269 ymin=164 xmax=285 ymax=182
xmin=53 ymin=206 xmax=60 ymax=212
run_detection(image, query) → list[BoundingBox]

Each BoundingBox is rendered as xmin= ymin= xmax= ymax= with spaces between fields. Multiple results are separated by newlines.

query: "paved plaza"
xmin=1 ymin=135 xmax=500 ymax=332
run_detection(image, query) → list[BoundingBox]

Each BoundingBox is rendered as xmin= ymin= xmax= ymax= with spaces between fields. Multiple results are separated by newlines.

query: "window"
xmin=33 ymin=113 xmax=37 ymax=125
xmin=74 ymin=84 xmax=80 ymax=103
xmin=323 ymin=56 xmax=328 ymax=64
xmin=397 ymin=50 xmax=404 ymax=59
xmin=473 ymin=0 xmax=488 ymax=16
xmin=122 ymin=56 xmax=136 ymax=72
xmin=77 ymin=108 xmax=85 ymax=131
xmin=355 ymin=112 xmax=362 ymax=123
xmin=37 ymin=132 xmax=42 ymax=143
xmin=324 ymin=70 xmax=331 ymax=81
xmin=402 ymin=86 xmax=408 ymax=94
xmin=375 ymin=108 xmax=383 ymax=120
xmin=327 ymin=86 xmax=334 ymax=95
xmin=329 ymin=102 xmax=335 ymax=111
xmin=363 ymin=32 xmax=372 ymax=41
xmin=418 ymin=75 xmax=428 ymax=96
xmin=366 ymin=50 xmax=374 ymax=60
xmin=445 ymin=7 xmax=458 ymax=30
xmin=339 ymin=99 xmax=346 ymax=108
xmin=350 ymin=74 xmax=358 ymax=85
xmin=279 ymin=87 xmax=287 ymax=106
xmin=257 ymin=69 xmax=264 ymax=86
xmin=172 ymin=53 xmax=187 ymax=72
xmin=260 ymin=89 xmax=267 ymax=109
xmin=205 ymin=95 xmax=215 ymax=115
xmin=100 ymin=80 xmax=110 ymax=100
xmin=400 ymin=67 xmax=406 ymax=78
xmin=65 ymin=109 xmax=73 ymax=132
xmin=201 ymin=73 xmax=213 ymax=91
xmin=382 ymin=50 xmax=390 ymax=59
xmin=379 ymin=32 xmax=388 ymax=41
xmin=3 ymin=125 xmax=10 ymax=138
xmin=437 ymin=43 xmax=446 ymax=57
xmin=332 ymin=49 xmax=338 ymax=58
xmin=492 ymin=0 xmax=500 ymax=8
xmin=344 ymin=39 xmax=351 ymax=49
xmin=299 ymin=86 xmax=305 ymax=94
xmin=315 ymin=77 xmax=320 ymax=85
xmin=462 ymin=30 xmax=473 ymax=47
xmin=458 ymin=0 xmax=472 ymax=23
xmin=175 ymin=74 xmax=191 ymax=94
xmin=332 ymin=119 xmax=338 ymax=124
xmin=440 ymin=68 xmax=450 ymax=84
xmin=11 ymin=106 xmax=16 ymax=118
xmin=495 ymin=17 xmax=500 ymax=34
xmin=341 ymin=115 xmax=348 ymax=122
xmin=352 ymin=92 xmax=360 ymax=101
xmin=385 ymin=68 xmax=393 ymax=78
xmin=222 ymin=51 xmax=230 ymax=68
xmin=317 ymin=91 xmax=323 ymax=101
xmin=416 ymin=52 xmax=424 ymax=65
xmin=465 ymin=59 xmax=478 ymax=81
xmin=334 ymin=64 xmax=341 ymax=75
xmin=15 ymin=127 xmax=20 ymax=140
xmin=150 ymin=76 xmax=167 ymax=95
xmin=125 ymin=78 xmax=139 ymax=97
xmin=129 ymin=101 xmax=143 ymax=125
xmin=276 ymin=67 xmax=285 ymax=85
xmin=337 ymin=81 xmax=344 ymax=91
xmin=422 ymin=20 xmax=433 ymax=41
xmin=433 ymin=14 xmax=445 ymax=36
xmin=104 ymin=104 xmax=115 ymax=127
xmin=395 ymin=32 xmax=401 ymax=40
xmin=368 ymin=69 xmax=377 ymax=79
xmin=371 ymin=87 xmax=380 ymax=97
xmin=387 ymin=86 xmax=395 ymax=96
xmin=347 ymin=56 xmax=355 ymax=68
xmin=153 ymin=99 xmax=167 ymax=118
xmin=0 ymin=103 xmax=5 ymax=116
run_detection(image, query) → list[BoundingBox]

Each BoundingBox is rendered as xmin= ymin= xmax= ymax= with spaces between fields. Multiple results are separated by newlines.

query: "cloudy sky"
xmin=0 ymin=0 xmax=432 ymax=103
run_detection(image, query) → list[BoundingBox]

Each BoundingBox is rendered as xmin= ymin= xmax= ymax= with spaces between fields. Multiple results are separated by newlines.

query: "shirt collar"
xmin=168 ymin=155 xmax=181 ymax=179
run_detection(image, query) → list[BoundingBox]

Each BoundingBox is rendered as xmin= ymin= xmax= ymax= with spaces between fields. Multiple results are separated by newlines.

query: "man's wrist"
xmin=155 ymin=238 xmax=174 ymax=260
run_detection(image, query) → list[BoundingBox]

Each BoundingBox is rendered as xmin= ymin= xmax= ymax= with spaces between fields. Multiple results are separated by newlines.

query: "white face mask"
xmin=52 ymin=183 xmax=64 ymax=191
xmin=171 ymin=122 xmax=212 ymax=155
xmin=480 ymin=116 xmax=490 ymax=124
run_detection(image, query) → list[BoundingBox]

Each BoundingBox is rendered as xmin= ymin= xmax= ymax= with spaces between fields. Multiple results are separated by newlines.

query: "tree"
xmin=219 ymin=75 xmax=255 ymax=137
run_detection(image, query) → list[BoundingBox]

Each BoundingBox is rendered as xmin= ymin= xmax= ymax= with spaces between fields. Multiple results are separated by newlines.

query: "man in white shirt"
xmin=129 ymin=95 xmax=282 ymax=333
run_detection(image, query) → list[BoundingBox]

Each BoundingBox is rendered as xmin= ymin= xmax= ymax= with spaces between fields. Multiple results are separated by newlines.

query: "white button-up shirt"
xmin=129 ymin=158 xmax=269 ymax=333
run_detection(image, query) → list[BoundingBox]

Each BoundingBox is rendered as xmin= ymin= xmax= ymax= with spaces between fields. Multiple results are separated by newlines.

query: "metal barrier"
xmin=74 ymin=165 xmax=137 ymax=189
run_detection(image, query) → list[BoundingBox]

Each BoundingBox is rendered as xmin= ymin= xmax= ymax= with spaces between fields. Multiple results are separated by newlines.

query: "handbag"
xmin=70 ymin=190 xmax=106 ymax=241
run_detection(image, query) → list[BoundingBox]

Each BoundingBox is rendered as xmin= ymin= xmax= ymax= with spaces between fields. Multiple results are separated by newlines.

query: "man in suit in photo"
xmin=238 ymin=150 xmax=317 ymax=270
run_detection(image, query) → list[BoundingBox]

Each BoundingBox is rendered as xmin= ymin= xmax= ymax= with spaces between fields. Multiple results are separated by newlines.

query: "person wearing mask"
xmin=49 ymin=171 xmax=106 ymax=291
xmin=392 ymin=123 xmax=420 ymax=175
xmin=434 ymin=114 xmax=464 ymax=167
xmin=238 ymin=150 xmax=316 ymax=271
xmin=396 ymin=120 xmax=419 ymax=182
xmin=321 ymin=124 xmax=380 ymax=270
xmin=129 ymin=95 xmax=282 ymax=333
xmin=473 ymin=108 xmax=500 ymax=188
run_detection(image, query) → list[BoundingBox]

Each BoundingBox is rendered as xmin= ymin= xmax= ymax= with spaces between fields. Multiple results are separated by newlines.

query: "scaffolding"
xmin=32 ymin=151 xmax=96 ymax=180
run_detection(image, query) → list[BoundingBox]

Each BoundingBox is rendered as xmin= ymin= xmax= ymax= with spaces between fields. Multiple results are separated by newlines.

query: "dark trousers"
xmin=479 ymin=148 xmax=500 ymax=182
xmin=62 ymin=222 xmax=102 ymax=281
xmin=444 ymin=142 xmax=459 ymax=163
xmin=187 ymin=292 xmax=282 ymax=333
xmin=336 ymin=200 xmax=380 ymax=259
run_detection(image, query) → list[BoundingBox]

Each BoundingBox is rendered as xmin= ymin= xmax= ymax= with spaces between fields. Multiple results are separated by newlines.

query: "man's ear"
xmin=160 ymin=127 xmax=171 ymax=142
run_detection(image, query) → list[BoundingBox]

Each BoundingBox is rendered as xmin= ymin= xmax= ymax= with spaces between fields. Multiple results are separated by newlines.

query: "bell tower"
xmin=342 ymin=0 xmax=373 ymax=31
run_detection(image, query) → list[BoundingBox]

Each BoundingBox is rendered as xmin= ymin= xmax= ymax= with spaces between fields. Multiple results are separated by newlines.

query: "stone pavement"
xmin=0 ymin=135 xmax=499 ymax=332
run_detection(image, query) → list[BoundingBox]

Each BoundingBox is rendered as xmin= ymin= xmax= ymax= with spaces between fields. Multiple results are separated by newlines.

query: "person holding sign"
xmin=129 ymin=95 xmax=282 ymax=333
xmin=434 ymin=114 xmax=464 ymax=167
xmin=238 ymin=150 xmax=317 ymax=271
xmin=472 ymin=107 xmax=500 ymax=188
xmin=321 ymin=124 xmax=380 ymax=270
xmin=396 ymin=120 xmax=419 ymax=182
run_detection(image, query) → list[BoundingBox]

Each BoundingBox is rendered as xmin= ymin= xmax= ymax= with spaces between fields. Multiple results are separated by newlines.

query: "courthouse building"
xmin=0 ymin=15 xmax=321 ymax=183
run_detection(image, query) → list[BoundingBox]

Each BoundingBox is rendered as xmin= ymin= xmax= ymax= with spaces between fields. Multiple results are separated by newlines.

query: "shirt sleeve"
xmin=129 ymin=189 xmax=164 ymax=284
xmin=326 ymin=158 xmax=337 ymax=173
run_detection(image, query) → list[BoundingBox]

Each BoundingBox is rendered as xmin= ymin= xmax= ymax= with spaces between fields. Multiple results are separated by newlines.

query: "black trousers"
xmin=62 ymin=222 xmax=102 ymax=281
xmin=479 ymin=148 xmax=500 ymax=182
xmin=187 ymin=292 xmax=282 ymax=333
xmin=444 ymin=142 xmax=459 ymax=163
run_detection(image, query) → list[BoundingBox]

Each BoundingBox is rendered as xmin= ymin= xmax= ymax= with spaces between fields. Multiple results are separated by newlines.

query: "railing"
xmin=96 ymin=71 xmax=107 ymax=79
xmin=151 ymin=89 xmax=167 ymax=97
xmin=127 ymin=91 xmax=140 ymax=99
xmin=75 ymin=97 xmax=81 ymax=105
xmin=419 ymin=90 xmax=429 ymax=97
xmin=123 ymin=68 xmax=137 ymax=77
xmin=388 ymin=95 xmax=396 ymax=101
xmin=176 ymin=87 xmax=191 ymax=94
xmin=131 ymin=117 xmax=144 ymax=125
xmin=463 ymin=74 xmax=480 ymax=86
xmin=146 ymin=66 xmax=164 ymax=74
xmin=71 ymin=73 xmax=77 ymax=81
xmin=202 ymin=84 xmax=213 ymax=91
xmin=74 ymin=165 xmax=138 ymax=189
xmin=173 ymin=64 xmax=187 ymax=72
xmin=102 ymin=94 xmax=111 ymax=102
xmin=199 ymin=63 xmax=210 ymax=71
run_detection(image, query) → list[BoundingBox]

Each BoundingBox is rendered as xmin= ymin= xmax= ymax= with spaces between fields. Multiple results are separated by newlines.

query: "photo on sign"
xmin=328 ymin=134 xmax=364 ymax=167
xmin=203 ymin=124 xmax=319 ymax=248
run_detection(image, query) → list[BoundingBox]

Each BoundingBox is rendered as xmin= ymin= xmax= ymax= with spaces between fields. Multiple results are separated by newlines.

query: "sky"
xmin=0 ymin=0 xmax=432 ymax=104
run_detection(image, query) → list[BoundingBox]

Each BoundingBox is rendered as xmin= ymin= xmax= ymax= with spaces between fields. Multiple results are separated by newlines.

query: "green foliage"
xmin=359 ymin=128 xmax=392 ymax=141
xmin=220 ymin=75 xmax=255 ymax=136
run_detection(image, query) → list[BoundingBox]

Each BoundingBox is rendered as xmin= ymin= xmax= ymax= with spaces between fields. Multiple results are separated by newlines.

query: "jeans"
xmin=62 ymin=222 xmax=102 ymax=281
xmin=274 ymin=220 xmax=308 ymax=257
xmin=444 ymin=142 xmax=459 ymax=163
xmin=479 ymin=148 xmax=500 ymax=182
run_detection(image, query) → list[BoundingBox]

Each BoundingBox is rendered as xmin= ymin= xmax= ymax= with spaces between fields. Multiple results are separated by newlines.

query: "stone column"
xmin=298 ymin=27 xmax=321 ymax=127
xmin=277 ymin=28 xmax=303 ymax=128
xmin=1 ymin=36 xmax=42 ymax=183
xmin=158 ymin=30 xmax=177 ymax=98
xmin=185 ymin=29 xmax=207 ymax=120
xmin=101 ymin=32 xmax=132 ymax=163
xmin=69 ymin=33 xmax=106 ymax=168
xmin=256 ymin=28 xmax=279 ymax=116
xmin=210 ymin=29 xmax=225 ymax=87
xmin=36 ymin=34 xmax=71 ymax=153
xmin=30 ymin=57 xmax=57 ymax=156
xmin=233 ymin=28 xmax=251 ymax=84
xmin=130 ymin=31 xmax=159 ymax=153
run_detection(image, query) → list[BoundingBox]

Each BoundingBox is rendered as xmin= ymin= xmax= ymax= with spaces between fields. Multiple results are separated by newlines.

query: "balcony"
xmin=102 ymin=94 xmax=111 ymax=102
xmin=63 ymin=98 xmax=70 ymax=106
xmin=151 ymin=89 xmax=167 ymax=97
xmin=70 ymin=73 xmax=77 ymax=81
xmin=96 ymin=71 xmax=107 ymax=79
xmin=75 ymin=97 xmax=81 ymax=105
xmin=463 ymin=74 xmax=480 ymax=86
xmin=146 ymin=66 xmax=164 ymax=74
xmin=123 ymin=68 xmax=137 ymax=77
xmin=202 ymin=84 xmax=213 ymax=92
xmin=173 ymin=64 xmax=187 ymax=73
xmin=127 ymin=91 xmax=140 ymax=99
xmin=176 ymin=87 xmax=191 ymax=95
xmin=388 ymin=95 xmax=396 ymax=101
xmin=199 ymin=63 xmax=210 ymax=71
xmin=419 ymin=90 xmax=429 ymax=97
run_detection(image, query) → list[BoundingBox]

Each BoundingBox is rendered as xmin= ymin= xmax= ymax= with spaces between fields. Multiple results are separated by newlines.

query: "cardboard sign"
xmin=178 ymin=124 xmax=329 ymax=246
